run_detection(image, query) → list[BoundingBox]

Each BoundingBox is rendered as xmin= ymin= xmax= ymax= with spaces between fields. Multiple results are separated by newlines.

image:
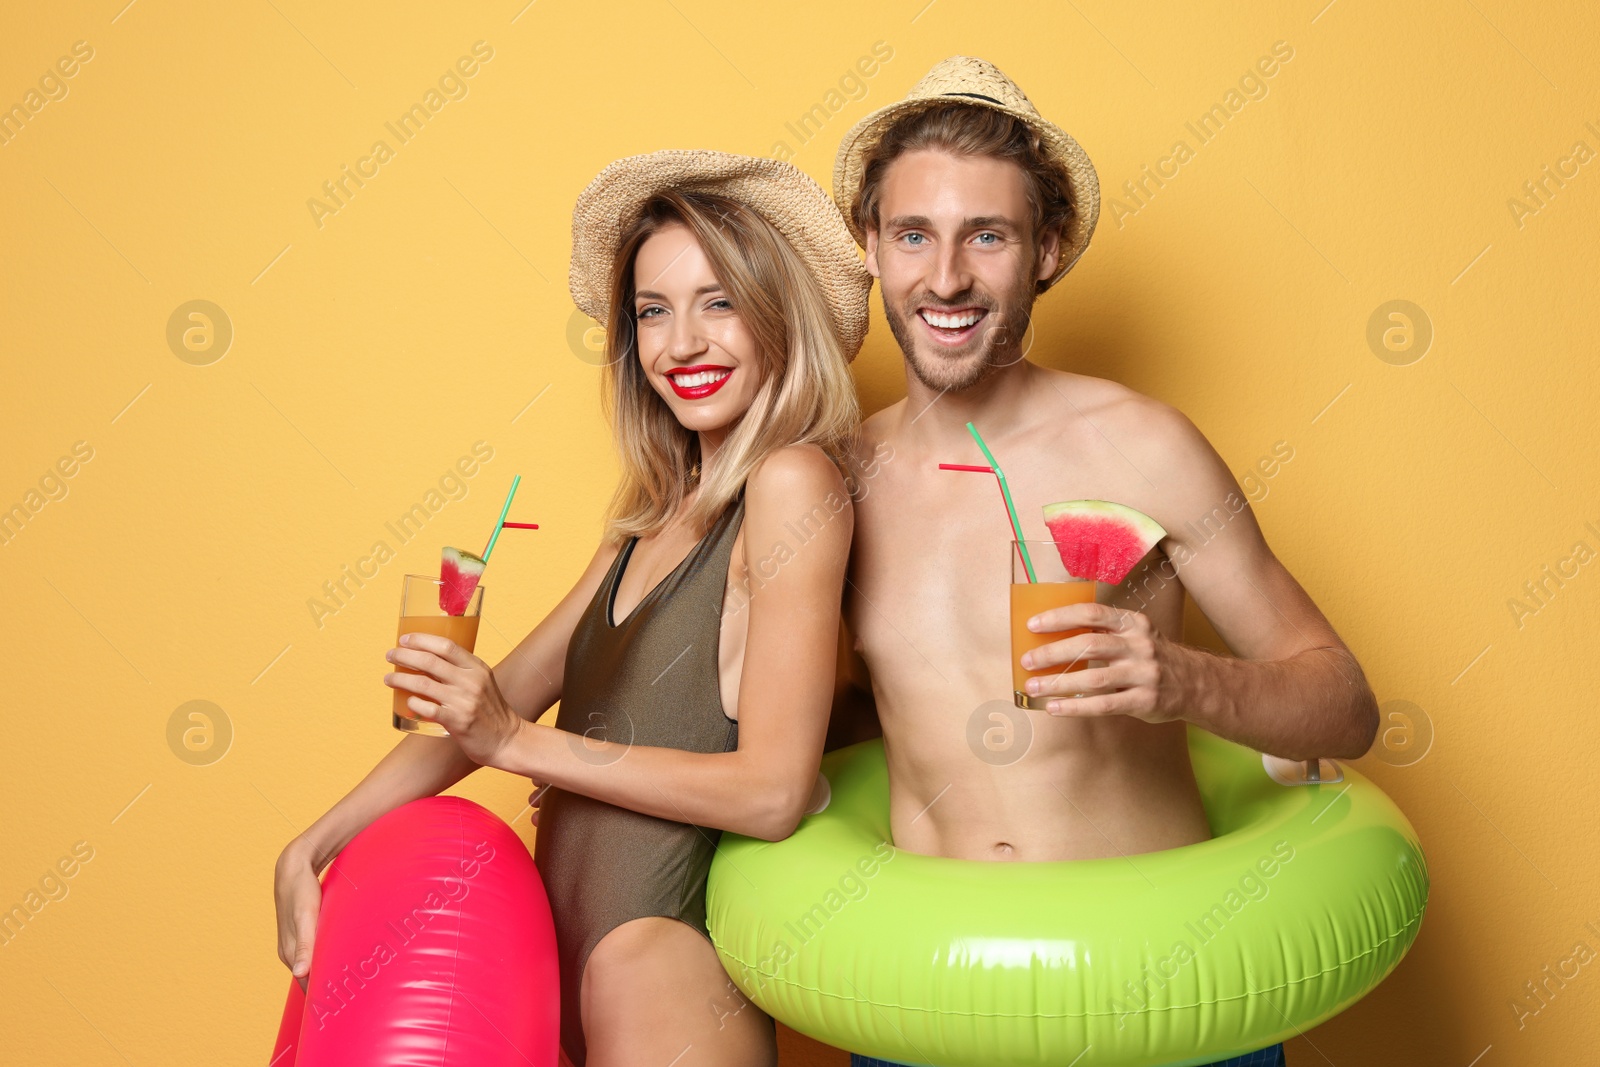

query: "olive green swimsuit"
xmin=533 ymin=496 xmax=744 ymax=1066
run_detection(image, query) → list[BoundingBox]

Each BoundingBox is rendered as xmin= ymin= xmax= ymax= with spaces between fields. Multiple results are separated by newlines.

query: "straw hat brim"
xmin=831 ymin=94 xmax=1101 ymax=288
xmin=569 ymin=150 xmax=871 ymax=360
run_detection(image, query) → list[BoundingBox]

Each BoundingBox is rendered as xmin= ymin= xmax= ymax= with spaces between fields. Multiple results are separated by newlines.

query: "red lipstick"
xmin=665 ymin=364 xmax=733 ymax=400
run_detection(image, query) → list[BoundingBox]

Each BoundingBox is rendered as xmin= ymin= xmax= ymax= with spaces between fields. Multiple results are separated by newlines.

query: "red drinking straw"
xmin=959 ymin=422 xmax=1037 ymax=582
xmin=501 ymin=522 xmax=540 ymax=529
xmin=940 ymin=463 xmax=1031 ymax=578
xmin=934 ymin=422 xmax=1043 ymax=585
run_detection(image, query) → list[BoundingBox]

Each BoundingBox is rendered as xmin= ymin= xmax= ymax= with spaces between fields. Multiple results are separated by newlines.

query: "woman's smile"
xmin=665 ymin=364 xmax=734 ymax=399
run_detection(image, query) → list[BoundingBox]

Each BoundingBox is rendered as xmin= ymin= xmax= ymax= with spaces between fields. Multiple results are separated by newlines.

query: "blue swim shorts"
xmin=849 ymin=1045 xmax=1286 ymax=1067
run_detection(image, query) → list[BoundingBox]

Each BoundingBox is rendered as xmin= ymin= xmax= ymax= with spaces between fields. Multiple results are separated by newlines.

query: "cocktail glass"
xmin=1010 ymin=540 xmax=1098 ymax=711
xmin=392 ymin=574 xmax=483 ymax=736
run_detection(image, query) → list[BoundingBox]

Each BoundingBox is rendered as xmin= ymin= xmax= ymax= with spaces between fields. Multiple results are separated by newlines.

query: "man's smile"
xmin=917 ymin=306 xmax=989 ymax=346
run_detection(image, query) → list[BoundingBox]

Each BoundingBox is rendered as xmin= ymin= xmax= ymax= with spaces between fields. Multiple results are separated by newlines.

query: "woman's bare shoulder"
xmin=743 ymin=445 xmax=854 ymax=557
xmin=747 ymin=443 xmax=849 ymax=502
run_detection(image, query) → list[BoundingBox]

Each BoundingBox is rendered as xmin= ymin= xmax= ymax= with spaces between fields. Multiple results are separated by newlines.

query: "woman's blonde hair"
xmin=601 ymin=189 xmax=859 ymax=540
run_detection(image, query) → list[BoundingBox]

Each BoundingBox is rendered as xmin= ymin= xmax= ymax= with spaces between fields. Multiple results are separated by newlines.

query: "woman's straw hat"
xmin=832 ymin=56 xmax=1101 ymax=288
xmin=569 ymin=150 xmax=872 ymax=360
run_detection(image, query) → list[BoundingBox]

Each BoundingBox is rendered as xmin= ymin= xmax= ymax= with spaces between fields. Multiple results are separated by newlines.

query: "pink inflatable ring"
xmin=270 ymin=795 xmax=560 ymax=1066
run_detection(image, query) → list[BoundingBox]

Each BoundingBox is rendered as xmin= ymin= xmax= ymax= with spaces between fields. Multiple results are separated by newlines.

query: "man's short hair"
xmin=851 ymin=102 xmax=1076 ymax=292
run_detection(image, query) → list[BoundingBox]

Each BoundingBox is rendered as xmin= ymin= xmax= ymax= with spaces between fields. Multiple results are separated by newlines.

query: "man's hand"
xmin=385 ymin=632 xmax=525 ymax=768
xmin=1019 ymin=601 xmax=1203 ymax=721
xmin=526 ymin=783 xmax=549 ymax=826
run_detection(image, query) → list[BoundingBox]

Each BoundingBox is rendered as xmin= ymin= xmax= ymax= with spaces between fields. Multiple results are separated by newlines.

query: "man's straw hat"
xmin=569 ymin=150 xmax=871 ymax=360
xmin=832 ymin=56 xmax=1101 ymax=288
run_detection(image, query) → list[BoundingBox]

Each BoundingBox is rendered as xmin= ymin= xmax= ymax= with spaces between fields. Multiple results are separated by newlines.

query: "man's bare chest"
xmin=849 ymin=451 xmax=1187 ymax=657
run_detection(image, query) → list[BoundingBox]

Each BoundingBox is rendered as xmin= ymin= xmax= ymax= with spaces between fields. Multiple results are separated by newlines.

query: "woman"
xmin=274 ymin=150 xmax=870 ymax=1067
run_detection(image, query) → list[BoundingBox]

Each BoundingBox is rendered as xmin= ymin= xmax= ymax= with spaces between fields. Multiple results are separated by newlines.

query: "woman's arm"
xmin=276 ymin=539 xmax=618 ymax=984
xmin=291 ymin=539 xmax=620 ymax=867
xmin=423 ymin=446 xmax=852 ymax=841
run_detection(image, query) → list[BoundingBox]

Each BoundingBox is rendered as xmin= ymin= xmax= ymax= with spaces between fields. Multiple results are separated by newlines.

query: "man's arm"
xmin=826 ymin=619 xmax=882 ymax=752
xmin=1024 ymin=400 xmax=1378 ymax=760
xmin=1165 ymin=533 xmax=1379 ymax=760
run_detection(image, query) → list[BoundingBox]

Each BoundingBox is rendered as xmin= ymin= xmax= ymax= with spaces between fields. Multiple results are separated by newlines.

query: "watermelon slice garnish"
xmin=440 ymin=546 xmax=486 ymax=615
xmin=1042 ymin=500 xmax=1167 ymax=584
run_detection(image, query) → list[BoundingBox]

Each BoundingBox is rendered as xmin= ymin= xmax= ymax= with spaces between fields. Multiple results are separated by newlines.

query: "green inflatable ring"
xmin=707 ymin=729 xmax=1427 ymax=1067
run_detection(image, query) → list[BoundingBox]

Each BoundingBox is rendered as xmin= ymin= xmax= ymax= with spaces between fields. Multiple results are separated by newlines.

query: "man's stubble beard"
xmin=882 ymin=278 xmax=1039 ymax=395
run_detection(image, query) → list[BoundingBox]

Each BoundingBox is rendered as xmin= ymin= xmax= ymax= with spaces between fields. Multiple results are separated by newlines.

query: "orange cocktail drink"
xmin=1010 ymin=540 xmax=1096 ymax=711
xmin=392 ymin=573 xmax=483 ymax=735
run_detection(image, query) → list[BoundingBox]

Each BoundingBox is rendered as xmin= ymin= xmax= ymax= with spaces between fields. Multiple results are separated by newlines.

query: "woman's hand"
xmin=273 ymin=841 xmax=323 ymax=993
xmin=385 ymin=632 xmax=525 ymax=768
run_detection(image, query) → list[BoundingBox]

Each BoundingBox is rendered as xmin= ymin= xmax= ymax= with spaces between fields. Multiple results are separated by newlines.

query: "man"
xmin=830 ymin=57 xmax=1377 ymax=1067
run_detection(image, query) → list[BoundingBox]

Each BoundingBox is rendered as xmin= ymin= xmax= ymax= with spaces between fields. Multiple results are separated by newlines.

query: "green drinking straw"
xmin=964 ymin=422 xmax=1037 ymax=583
xmin=479 ymin=474 xmax=522 ymax=564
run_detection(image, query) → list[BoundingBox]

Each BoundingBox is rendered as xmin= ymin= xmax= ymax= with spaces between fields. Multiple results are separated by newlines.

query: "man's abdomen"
xmin=877 ymin=700 xmax=1212 ymax=862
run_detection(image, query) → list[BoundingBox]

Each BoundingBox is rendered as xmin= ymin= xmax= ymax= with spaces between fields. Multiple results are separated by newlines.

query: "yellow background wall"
xmin=3 ymin=1 xmax=1596 ymax=1063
